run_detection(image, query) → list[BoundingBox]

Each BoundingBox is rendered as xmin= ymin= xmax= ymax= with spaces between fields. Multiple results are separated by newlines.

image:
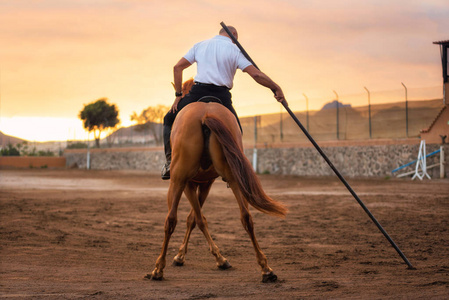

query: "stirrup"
xmin=161 ymin=162 xmax=171 ymax=180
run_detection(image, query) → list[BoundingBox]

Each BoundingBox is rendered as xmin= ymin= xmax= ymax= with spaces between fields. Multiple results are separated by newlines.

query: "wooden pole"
xmin=220 ymin=21 xmax=414 ymax=269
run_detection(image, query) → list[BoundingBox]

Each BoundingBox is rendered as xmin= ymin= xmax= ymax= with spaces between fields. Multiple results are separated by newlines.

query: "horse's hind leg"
xmin=183 ymin=181 xmax=231 ymax=270
xmin=228 ymin=181 xmax=277 ymax=283
xmin=148 ymin=180 xmax=185 ymax=280
xmin=173 ymin=207 xmax=195 ymax=266
xmin=173 ymin=181 xmax=215 ymax=266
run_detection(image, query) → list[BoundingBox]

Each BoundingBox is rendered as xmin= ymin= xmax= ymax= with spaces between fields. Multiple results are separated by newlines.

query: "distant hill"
xmin=0 ymin=131 xmax=27 ymax=147
xmin=321 ymin=100 xmax=352 ymax=110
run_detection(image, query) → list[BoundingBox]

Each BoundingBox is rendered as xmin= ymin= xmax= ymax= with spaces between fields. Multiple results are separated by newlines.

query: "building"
xmin=420 ymin=40 xmax=449 ymax=144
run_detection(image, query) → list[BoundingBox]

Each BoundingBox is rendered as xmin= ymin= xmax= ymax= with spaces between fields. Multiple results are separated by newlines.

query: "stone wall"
xmin=64 ymin=142 xmax=449 ymax=179
xmin=246 ymin=143 xmax=448 ymax=178
xmin=64 ymin=147 xmax=165 ymax=171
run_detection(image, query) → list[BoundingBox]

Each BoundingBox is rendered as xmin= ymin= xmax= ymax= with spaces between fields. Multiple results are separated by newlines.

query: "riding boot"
xmin=161 ymin=125 xmax=172 ymax=180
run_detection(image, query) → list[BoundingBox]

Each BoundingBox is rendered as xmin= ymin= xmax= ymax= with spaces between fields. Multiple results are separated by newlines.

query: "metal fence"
xmin=65 ymin=85 xmax=445 ymax=149
xmin=239 ymin=98 xmax=443 ymax=145
xmin=88 ymin=99 xmax=444 ymax=149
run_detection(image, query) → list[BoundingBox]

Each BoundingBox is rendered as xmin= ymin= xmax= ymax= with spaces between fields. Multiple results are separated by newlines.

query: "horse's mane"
xmin=171 ymin=78 xmax=194 ymax=97
xmin=182 ymin=78 xmax=194 ymax=96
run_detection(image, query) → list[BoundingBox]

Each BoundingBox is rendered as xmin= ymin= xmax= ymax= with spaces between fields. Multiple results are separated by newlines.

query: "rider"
xmin=161 ymin=25 xmax=287 ymax=180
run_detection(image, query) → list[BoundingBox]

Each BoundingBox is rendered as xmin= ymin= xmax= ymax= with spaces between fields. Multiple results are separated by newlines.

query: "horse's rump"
xmin=171 ymin=102 xmax=286 ymax=218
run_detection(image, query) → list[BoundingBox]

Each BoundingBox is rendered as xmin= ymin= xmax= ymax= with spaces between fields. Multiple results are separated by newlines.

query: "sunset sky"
xmin=0 ymin=0 xmax=448 ymax=142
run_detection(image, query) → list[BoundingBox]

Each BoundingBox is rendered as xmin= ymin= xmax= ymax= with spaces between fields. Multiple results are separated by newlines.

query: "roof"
xmin=433 ymin=40 xmax=449 ymax=45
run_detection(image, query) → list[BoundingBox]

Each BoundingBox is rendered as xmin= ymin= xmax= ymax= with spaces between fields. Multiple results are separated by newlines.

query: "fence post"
xmin=333 ymin=90 xmax=339 ymax=140
xmin=440 ymin=145 xmax=445 ymax=179
xmin=303 ymin=93 xmax=309 ymax=132
xmin=401 ymin=82 xmax=409 ymax=138
xmin=252 ymin=116 xmax=258 ymax=173
xmin=87 ymin=132 xmax=91 ymax=170
xmin=364 ymin=87 xmax=372 ymax=139
xmin=279 ymin=103 xmax=283 ymax=142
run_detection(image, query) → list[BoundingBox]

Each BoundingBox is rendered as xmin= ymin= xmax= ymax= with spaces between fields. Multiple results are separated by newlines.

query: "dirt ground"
xmin=1 ymin=169 xmax=448 ymax=299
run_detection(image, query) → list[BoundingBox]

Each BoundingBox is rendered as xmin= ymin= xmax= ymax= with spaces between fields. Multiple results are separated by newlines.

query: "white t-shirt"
xmin=183 ymin=35 xmax=253 ymax=89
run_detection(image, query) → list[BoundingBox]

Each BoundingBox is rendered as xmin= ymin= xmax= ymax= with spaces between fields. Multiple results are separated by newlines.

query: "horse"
xmin=148 ymin=84 xmax=287 ymax=283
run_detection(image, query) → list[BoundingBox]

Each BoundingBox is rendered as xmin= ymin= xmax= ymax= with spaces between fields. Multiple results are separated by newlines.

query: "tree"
xmin=0 ymin=144 xmax=20 ymax=156
xmin=79 ymin=98 xmax=120 ymax=148
xmin=130 ymin=105 xmax=169 ymax=145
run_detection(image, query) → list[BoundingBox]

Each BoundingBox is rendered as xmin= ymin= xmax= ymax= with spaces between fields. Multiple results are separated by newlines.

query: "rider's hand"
xmin=170 ymin=96 xmax=182 ymax=113
xmin=274 ymin=88 xmax=287 ymax=106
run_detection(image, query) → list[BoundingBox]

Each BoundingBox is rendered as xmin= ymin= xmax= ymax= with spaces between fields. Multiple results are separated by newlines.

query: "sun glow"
xmin=1 ymin=117 xmax=89 ymax=142
xmin=0 ymin=1 xmax=447 ymax=143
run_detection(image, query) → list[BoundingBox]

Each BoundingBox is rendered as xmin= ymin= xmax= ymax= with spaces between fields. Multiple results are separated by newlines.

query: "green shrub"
xmin=66 ymin=142 xmax=88 ymax=149
xmin=0 ymin=144 xmax=20 ymax=156
xmin=38 ymin=150 xmax=55 ymax=156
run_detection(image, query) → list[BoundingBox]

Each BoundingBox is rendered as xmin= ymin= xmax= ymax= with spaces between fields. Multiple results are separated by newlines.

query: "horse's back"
xmin=172 ymin=102 xmax=240 ymax=144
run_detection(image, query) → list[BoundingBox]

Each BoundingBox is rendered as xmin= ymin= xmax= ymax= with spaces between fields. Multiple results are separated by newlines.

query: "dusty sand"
xmin=1 ymin=169 xmax=448 ymax=299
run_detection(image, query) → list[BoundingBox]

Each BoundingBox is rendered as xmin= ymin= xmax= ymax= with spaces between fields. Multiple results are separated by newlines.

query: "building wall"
xmin=64 ymin=142 xmax=448 ymax=179
xmin=421 ymin=105 xmax=449 ymax=144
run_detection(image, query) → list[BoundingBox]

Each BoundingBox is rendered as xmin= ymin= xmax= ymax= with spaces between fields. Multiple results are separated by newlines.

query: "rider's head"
xmin=219 ymin=26 xmax=238 ymax=41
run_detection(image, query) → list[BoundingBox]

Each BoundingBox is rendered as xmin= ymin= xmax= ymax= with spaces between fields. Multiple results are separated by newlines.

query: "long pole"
xmin=283 ymin=101 xmax=415 ymax=269
xmin=220 ymin=21 xmax=414 ymax=269
xmin=364 ymin=87 xmax=372 ymax=139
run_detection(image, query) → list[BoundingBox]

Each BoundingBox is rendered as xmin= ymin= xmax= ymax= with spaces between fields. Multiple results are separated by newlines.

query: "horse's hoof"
xmin=150 ymin=274 xmax=163 ymax=281
xmin=173 ymin=255 xmax=185 ymax=266
xmin=173 ymin=260 xmax=184 ymax=267
xmin=218 ymin=260 xmax=232 ymax=270
xmin=262 ymin=271 xmax=277 ymax=283
xmin=145 ymin=270 xmax=163 ymax=281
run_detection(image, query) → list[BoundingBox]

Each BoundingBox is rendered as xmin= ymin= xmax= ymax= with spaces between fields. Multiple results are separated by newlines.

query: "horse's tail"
xmin=203 ymin=115 xmax=287 ymax=218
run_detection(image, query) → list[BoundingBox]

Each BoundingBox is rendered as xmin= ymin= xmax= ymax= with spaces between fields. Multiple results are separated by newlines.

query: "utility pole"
xmin=303 ymin=93 xmax=309 ymax=132
xmin=401 ymin=82 xmax=409 ymax=138
xmin=333 ymin=90 xmax=339 ymax=140
xmin=279 ymin=103 xmax=283 ymax=142
xmin=364 ymin=87 xmax=372 ymax=139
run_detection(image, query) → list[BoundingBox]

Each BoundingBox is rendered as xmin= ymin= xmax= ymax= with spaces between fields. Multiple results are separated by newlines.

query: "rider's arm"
xmin=171 ymin=58 xmax=192 ymax=113
xmin=174 ymin=58 xmax=192 ymax=94
xmin=243 ymin=65 xmax=287 ymax=105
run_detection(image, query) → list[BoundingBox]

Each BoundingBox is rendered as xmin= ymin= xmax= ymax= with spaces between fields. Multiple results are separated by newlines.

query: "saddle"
xmin=197 ymin=96 xmax=223 ymax=104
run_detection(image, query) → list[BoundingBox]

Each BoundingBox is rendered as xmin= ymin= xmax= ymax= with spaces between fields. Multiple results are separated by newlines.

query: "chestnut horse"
xmin=148 ymin=86 xmax=287 ymax=282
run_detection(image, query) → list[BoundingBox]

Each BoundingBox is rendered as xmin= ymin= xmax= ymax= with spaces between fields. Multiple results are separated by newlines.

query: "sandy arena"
xmin=1 ymin=169 xmax=448 ymax=299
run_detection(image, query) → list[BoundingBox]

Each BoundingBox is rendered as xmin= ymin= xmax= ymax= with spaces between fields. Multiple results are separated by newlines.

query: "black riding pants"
xmin=163 ymin=83 xmax=242 ymax=131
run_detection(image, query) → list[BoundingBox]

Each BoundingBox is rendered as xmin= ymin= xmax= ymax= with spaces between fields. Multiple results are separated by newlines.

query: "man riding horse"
xmin=161 ymin=25 xmax=287 ymax=180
